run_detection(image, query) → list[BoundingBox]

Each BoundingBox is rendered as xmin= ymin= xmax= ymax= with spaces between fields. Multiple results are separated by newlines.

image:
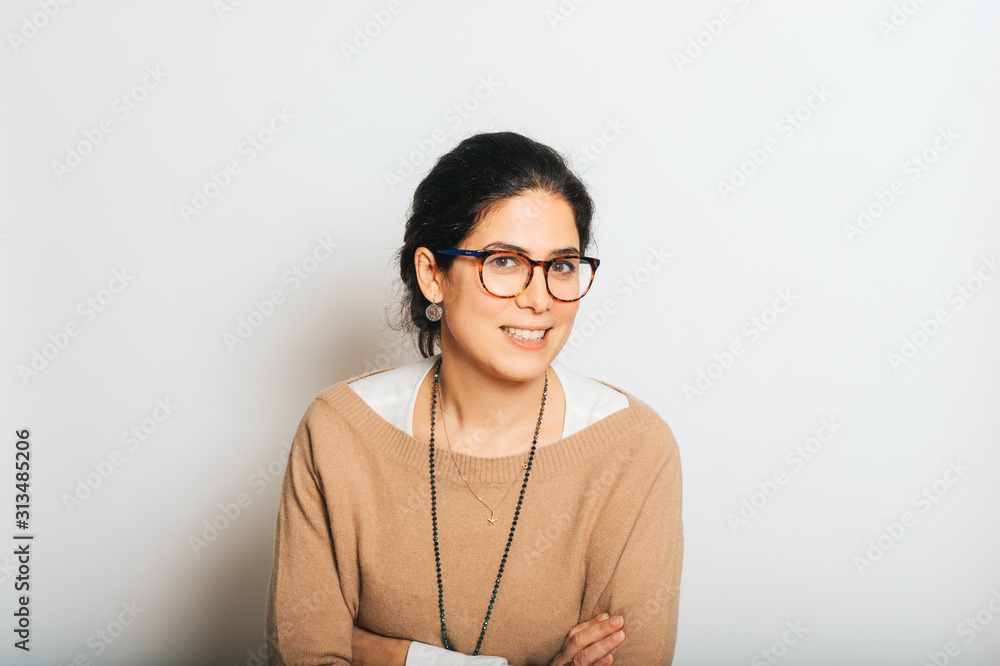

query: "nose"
xmin=517 ymin=264 xmax=553 ymax=310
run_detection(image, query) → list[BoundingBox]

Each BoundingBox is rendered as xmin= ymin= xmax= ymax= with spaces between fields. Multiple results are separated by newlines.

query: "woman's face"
xmin=425 ymin=189 xmax=583 ymax=382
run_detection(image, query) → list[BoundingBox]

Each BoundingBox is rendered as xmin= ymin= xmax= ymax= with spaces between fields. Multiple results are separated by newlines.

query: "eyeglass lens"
xmin=482 ymin=253 xmax=592 ymax=300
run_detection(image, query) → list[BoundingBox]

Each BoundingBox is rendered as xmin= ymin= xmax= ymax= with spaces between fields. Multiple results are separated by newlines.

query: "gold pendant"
xmin=488 ymin=511 xmax=497 ymax=525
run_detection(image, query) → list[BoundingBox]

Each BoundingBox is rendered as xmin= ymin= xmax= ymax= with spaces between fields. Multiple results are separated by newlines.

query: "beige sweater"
xmin=265 ymin=366 xmax=684 ymax=665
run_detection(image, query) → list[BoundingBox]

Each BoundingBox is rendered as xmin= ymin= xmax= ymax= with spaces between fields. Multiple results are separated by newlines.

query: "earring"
xmin=425 ymin=301 xmax=443 ymax=321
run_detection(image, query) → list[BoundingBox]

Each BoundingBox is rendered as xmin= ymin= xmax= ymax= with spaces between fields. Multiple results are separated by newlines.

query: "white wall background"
xmin=2 ymin=1 xmax=999 ymax=664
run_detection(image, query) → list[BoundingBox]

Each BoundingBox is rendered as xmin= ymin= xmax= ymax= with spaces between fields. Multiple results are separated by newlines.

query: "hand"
xmin=548 ymin=612 xmax=626 ymax=666
xmin=352 ymin=623 xmax=413 ymax=666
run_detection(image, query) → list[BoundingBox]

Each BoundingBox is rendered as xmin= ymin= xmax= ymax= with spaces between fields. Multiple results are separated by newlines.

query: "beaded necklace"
xmin=428 ymin=356 xmax=548 ymax=655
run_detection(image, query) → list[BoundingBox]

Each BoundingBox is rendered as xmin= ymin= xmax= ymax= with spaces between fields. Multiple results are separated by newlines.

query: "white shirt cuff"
xmin=405 ymin=640 xmax=510 ymax=665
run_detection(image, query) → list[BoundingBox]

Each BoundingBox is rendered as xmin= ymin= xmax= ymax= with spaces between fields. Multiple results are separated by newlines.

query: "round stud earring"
xmin=425 ymin=302 xmax=443 ymax=321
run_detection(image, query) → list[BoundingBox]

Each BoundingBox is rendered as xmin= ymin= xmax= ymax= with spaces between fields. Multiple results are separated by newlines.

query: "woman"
xmin=265 ymin=131 xmax=683 ymax=665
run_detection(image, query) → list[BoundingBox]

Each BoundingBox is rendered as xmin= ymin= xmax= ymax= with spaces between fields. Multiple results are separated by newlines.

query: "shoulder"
xmin=341 ymin=354 xmax=437 ymax=401
xmin=592 ymin=385 xmax=683 ymax=509
xmin=588 ymin=375 xmax=681 ymax=470
xmin=309 ymin=354 xmax=435 ymax=415
xmin=289 ymin=356 xmax=432 ymax=452
xmin=288 ymin=370 xmax=385 ymax=453
xmin=285 ymin=383 xmax=376 ymax=486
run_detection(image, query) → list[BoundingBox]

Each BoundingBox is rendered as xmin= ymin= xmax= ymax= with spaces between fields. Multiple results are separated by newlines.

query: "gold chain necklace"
xmin=439 ymin=377 xmax=537 ymax=526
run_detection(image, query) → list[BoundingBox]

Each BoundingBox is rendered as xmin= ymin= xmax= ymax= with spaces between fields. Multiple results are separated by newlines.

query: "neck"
xmin=432 ymin=345 xmax=556 ymax=458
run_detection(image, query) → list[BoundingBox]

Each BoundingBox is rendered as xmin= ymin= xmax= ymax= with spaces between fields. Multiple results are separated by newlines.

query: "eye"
xmin=550 ymin=259 xmax=578 ymax=275
xmin=488 ymin=256 xmax=509 ymax=267
xmin=485 ymin=254 xmax=523 ymax=272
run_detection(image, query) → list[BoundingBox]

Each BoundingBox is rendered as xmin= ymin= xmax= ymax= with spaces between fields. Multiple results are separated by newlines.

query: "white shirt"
xmin=347 ymin=353 xmax=629 ymax=665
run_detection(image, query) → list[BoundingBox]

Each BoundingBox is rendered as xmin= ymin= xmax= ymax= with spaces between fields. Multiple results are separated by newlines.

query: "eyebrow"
xmin=482 ymin=241 xmax=580 ymax=257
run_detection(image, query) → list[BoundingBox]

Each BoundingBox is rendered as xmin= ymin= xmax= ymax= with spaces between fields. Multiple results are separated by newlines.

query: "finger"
xmin=565 ymin=617 xmax=625 ymax=661
xmin=574 ymin=615 xmax=624 ymax=643
xmin=575 ymin=627 xmax=626 ymax=666
xmin=567 ymin=612 xmax=610 ymax=639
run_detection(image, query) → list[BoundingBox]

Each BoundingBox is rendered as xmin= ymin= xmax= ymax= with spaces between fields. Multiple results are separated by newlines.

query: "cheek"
xmin=557 ymin=303 xmax=580 ymax=324
xmin=548 ymin=307 xmax=578 ymax=342
xmin=447 ymin=288 xmax=507 ymax=333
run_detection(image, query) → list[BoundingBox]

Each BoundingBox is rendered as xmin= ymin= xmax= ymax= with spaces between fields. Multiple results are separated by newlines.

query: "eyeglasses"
xmin=435 ymin=248 xmax=600 ymax=302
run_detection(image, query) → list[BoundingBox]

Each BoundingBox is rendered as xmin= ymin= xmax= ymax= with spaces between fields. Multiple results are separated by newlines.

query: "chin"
xmin=500 ymin=336 xmax=563 ymax=370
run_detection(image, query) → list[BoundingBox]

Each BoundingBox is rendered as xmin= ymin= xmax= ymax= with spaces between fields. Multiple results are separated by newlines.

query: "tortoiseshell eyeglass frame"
xmin=434 ymin=248 xmax=600 ymax=302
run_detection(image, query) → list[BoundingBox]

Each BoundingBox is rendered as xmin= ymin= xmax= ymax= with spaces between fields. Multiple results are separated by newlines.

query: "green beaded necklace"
xmin=428 ymin=356 xmax=548 ymax=655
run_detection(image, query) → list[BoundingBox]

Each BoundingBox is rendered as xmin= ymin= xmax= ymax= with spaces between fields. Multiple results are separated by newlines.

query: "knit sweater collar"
xmin=320 ymin=366 xmax=660 ymax=485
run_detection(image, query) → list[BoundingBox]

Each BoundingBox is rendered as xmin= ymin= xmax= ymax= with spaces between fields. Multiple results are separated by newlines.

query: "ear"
xmin=414 ymin=246 xmax=445 ymax=302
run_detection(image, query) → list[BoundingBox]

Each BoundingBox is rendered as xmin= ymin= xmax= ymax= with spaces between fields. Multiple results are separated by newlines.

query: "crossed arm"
xmin=351 ymin=626 xmax=510 ymax=665
xmin=351 ymin=624 xmax=411 ymax=666
xmin=351 ymin=614 xmax=629 ymax=666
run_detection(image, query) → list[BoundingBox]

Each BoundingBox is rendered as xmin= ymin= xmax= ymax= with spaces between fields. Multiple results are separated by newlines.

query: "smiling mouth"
xmin=500 ymin=326 xmax=550 ymax=341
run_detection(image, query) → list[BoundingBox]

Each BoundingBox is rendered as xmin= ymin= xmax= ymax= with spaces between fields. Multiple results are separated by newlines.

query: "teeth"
xmin=502 ymin=326 xmax=546 ymax=341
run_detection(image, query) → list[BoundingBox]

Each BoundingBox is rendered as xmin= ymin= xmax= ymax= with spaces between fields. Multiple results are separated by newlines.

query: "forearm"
xmin=352 ymin=624 xmax=412 ymax=666
xmin=354 ymin=625 xmax=511 ymax=666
